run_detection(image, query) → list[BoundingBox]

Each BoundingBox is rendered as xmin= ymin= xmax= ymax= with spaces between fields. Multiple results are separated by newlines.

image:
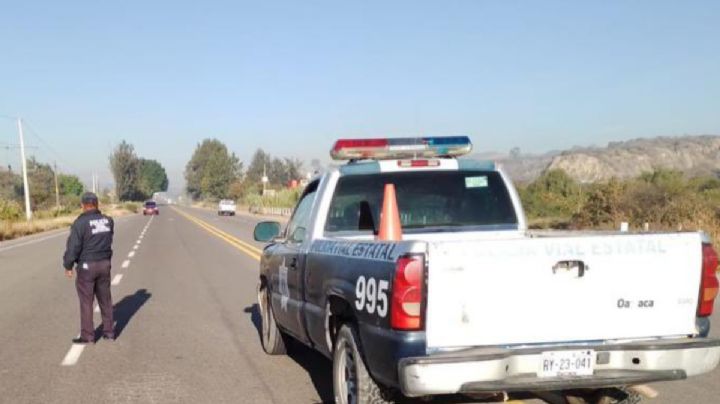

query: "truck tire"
xmin=595 ymin=388 xmax=642 ymax=404
xmin=333 ymin=324 xmax=393 ymax=404
xmin=258 ymin=286 xmax=286 ymax=355
xmin=565 ymin=388 xmax=642 ymax=404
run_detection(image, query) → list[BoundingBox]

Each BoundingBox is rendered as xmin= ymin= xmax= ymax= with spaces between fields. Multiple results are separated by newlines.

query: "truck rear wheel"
xmin=564 ymin=388 xmax=642 ymax=404
xmin=258 ymin=285 xmax=286 ymax=355
xmin=333 ymin=324 xmax=393 ymax=404
xmin=594 ymin=388 xmax=642 ymax=404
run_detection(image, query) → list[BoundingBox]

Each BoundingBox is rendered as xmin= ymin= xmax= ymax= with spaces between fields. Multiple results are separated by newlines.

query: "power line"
xmin=20 ymin=119 xmax=79 ymax=174
xmin=1 ymin=143 xmax=38 ymax=149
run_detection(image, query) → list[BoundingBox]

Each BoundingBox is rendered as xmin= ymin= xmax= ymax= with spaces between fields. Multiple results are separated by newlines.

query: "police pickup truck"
xmin=253 ymin=136 xmax=720 ymax=404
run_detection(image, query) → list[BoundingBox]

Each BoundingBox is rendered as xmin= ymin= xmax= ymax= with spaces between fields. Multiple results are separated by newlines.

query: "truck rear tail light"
xmin=391 ymin=255 xmax=425 ymax=330
xmin=699 ymin=243 xmax=719 ymax=317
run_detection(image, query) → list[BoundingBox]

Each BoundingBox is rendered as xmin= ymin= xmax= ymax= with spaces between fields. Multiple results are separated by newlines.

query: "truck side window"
xmin=286 ymin=181 xmax=319 ymax=244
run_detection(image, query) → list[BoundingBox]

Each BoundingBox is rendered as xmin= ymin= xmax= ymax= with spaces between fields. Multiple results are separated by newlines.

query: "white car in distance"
xmin=218 ymin=199 xmax=237 ymax=216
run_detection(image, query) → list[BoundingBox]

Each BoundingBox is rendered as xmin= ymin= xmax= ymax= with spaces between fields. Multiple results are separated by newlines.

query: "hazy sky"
xmin=1 ymin=1 xmax=718 ymax=193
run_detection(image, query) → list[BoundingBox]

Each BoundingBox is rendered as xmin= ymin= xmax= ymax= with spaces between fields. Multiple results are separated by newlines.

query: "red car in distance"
xmin=143 ymin=200 xmax=159 ymax=215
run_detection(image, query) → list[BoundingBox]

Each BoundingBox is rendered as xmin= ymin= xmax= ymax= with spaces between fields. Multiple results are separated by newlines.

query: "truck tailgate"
xmin=425 ymin=233 xmax=703 ymax=349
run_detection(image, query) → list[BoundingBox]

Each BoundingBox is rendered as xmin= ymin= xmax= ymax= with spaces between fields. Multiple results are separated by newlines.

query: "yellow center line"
xmin=172 ymin=207 xmax=263 ymax=261
xmin=190 ymin=213 xmax=265 ymax=254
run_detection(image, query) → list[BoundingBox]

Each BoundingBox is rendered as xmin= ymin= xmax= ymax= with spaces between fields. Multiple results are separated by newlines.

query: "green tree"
xmin=283 ymin=157 xmax=303 ymax=184
xmin=109 ymin=141 xmax=141 ymax=201
xmin=245 ymin=148 xmax=272 ymax=185
xmin=185 ymin=139 xmax=241 ymax=200
xmin=58 ymin=174 xmax=84 ymax=197
xmin=253 ymin=153 xmax=303 ymax=187
xmin=27 ymin=158 xmax=56 ymax=209
xmin=268 ymin=157 xmax=287 ymax=185
xmin=58 ymin=174 xmax=84 ymax=207
xmin=138 ymin=159 xmax=169 ymax=199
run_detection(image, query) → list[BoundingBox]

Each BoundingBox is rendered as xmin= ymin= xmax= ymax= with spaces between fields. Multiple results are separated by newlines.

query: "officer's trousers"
xmin=75 ymin=259 xmax=114 ymax=341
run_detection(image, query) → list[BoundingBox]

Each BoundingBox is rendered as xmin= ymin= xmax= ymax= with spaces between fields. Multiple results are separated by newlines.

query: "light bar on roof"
xmin=330 ymin=136 xmax=472 ymax=160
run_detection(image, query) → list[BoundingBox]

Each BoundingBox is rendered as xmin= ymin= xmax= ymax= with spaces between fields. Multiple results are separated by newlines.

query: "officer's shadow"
xmin=94 ymin=288 xmax=152 ymax=340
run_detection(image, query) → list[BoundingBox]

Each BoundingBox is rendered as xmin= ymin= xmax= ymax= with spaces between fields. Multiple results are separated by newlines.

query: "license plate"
xmin=538 ymin=350 xmax=595 ymax=377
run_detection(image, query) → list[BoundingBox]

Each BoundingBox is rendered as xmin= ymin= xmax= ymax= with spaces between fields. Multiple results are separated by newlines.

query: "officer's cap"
xmin=81 ymin=192 xmax=99 ymax=205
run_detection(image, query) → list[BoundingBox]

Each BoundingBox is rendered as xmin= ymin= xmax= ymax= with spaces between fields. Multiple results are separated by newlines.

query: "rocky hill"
xmin=478 ymin=135 xmax=720 ymax=183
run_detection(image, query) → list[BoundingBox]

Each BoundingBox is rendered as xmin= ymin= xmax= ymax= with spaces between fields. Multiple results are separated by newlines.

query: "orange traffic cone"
xmin=378 ymin=184 xmax=402 ymax=241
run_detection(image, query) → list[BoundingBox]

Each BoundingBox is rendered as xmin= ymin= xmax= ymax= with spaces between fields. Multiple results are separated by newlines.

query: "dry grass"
xmin=105 ymin=203 xmax=140 ymax=217
xmin=0 ymin=216 xmax=75 ymax=241
xmin=0 ymin=204 xmax=137 ymax=242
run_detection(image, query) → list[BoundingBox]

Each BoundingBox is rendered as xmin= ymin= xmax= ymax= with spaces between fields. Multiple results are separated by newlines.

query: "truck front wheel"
xmin=333 ymin=324 xmax=393 ymax=404
xmin=258 ymin=285 xmax=287 ymax=355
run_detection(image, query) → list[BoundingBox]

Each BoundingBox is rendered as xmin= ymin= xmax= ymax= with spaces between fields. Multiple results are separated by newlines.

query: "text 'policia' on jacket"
xmin=63 ymin=209 xmax=115 ymax=270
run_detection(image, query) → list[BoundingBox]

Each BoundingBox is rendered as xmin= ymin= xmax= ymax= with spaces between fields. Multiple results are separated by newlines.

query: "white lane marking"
xmin=121 ymin=260 xmax=130 ymax=269
xmin=61 ymin=344 xmax=86 ymax=366
xmin=128 ymin=251 xmax=136 ymax=258
xmin=111 ymin=274 xmax=123 ymax=286
xmin=133 ymin=245 xmax=139 ymax=250
xmin=0 ymin=230 xmax=68 ymax=253
xmin=94 ymin=304 xmax=100 ymax=313
xmin=136 ymin=240 xmax=142 ymax=245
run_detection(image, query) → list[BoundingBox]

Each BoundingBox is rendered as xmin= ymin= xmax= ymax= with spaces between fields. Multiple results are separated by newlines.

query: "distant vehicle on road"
xmin=253 ymin=136 xmax=720 ymax=404
xmin=218 ymin=199 xmax=237 ymax=216
xmin=143 ymin=200 xmax=159 ymax=216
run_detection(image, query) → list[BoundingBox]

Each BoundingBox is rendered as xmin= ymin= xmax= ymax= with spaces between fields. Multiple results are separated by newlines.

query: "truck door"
xmin=270 ymin=183 xmax=318 ymax=342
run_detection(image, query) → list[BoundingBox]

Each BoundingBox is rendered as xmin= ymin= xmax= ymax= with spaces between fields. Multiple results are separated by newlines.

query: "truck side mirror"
xmin=254 ymin=221 xmax=282 ymax=242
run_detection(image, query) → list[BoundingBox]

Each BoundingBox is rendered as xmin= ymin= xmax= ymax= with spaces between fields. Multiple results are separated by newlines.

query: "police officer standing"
xmin=63 ymin=192 xmax=115 ymax=344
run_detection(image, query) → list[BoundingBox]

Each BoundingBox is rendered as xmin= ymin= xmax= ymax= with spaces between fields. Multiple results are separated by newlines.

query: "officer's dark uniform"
xmin=63 ymin=195 xmax=115 ymax=342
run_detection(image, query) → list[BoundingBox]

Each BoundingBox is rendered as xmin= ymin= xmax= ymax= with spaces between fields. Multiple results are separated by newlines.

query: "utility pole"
xmin=262 ymin=164 xmax=268 ymax=195
xmin=91 ymin=172 xmax=98 ymax=194
xmin=54 ymin=162 xmax=60 ymax=211
xmin=17 ymin=118 xmax=32 ymax=221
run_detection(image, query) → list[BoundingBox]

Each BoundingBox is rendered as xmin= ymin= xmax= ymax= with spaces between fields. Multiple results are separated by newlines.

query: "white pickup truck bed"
xmin=396 ymin=230 xmax=720 ymax=396
xmin=426 ymin=232 xmax=703 ymax=348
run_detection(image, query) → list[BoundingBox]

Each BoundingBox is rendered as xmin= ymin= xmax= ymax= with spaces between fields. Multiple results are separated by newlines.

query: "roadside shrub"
xmin=242 ymin=188 xmax=301 ymax=210
xmin=572 ymin=179 xmax=627 ymax=227
xmin=0 ymin=199 xmax=23 ymax=221
xmin=519 ymin=169 xmax=585 ymax=220
xmin=569 ymin=169 xmax=720 ymax=240
xmin=62 ymin=194 xmax=82 ymax=210
xmin=243 ymin=193 xmax=263 ymax=211
xmin=122 ymin=202 xmax=140 ymax=213
xmin=522 ymin=168 xmax=720 ymax=245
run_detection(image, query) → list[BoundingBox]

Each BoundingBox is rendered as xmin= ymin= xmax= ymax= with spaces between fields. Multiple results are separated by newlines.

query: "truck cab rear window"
xmin=325 ymin=171 xmax=518 ymax=234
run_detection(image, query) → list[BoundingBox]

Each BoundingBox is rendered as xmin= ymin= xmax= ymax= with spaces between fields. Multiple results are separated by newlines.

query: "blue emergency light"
xmin=330 ymin=136 xmax=473 ymax=160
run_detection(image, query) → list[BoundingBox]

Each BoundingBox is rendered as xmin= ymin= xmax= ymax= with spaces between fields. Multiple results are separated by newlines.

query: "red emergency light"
xmin=330 ymin=136 xmax=472 ymax=161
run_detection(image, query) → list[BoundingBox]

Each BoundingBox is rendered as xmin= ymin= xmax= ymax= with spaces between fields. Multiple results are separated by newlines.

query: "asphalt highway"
xmin=0 ymin=206 xmax=717 ymax=404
